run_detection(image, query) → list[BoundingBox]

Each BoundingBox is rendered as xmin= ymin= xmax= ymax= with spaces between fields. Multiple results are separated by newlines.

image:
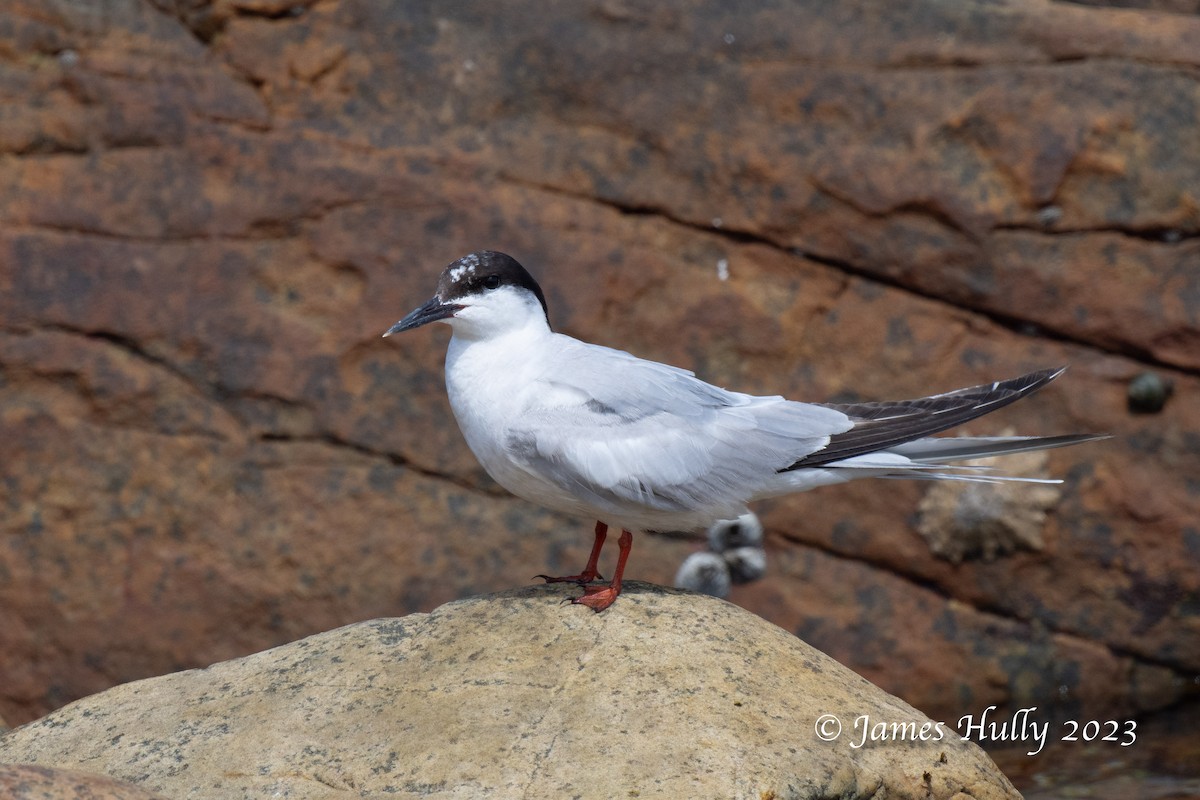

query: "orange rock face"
xmin=1 ymin=0 xmax=1197 ymax=788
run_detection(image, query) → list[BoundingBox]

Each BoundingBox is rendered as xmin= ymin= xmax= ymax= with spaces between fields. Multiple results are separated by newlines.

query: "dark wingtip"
xmin=786 ymin=366 xmax=1087 ymax=470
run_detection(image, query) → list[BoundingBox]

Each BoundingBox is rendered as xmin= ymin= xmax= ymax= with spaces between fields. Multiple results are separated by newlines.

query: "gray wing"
xmin=508 ymin=337 xmax=852 ymax=514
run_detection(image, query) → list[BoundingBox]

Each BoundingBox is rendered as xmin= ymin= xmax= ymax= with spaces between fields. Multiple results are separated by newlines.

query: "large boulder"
xmin=0 ymin=585 xmax=1020 ymax=799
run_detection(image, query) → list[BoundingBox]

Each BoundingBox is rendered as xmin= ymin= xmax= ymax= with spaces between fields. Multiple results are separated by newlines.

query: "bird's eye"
xmin=482 ymin=274 xmax=501 ymax=290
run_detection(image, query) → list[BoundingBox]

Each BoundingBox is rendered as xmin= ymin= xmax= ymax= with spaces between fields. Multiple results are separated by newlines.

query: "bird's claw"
xmin=569 ymin=584 xmax=619 ymax=613
xmin=535 ymin=572 xmax=604 ymax=585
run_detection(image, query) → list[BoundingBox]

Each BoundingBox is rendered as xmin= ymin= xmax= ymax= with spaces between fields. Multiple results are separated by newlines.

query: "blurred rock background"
xmin=1 ymin=0 xmax=1197 ymax=793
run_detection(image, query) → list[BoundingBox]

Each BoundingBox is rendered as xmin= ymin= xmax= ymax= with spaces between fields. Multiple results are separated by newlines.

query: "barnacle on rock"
xmin=916 ymin=440 xmax=1062 ymax=563
xmin=676 ymin=512 xmax=768 ymax=597
xmin=674 ymin=551 xmax=732 ymax=598
xmin=1127 ymin=371 xmax=1173 ymax=414
xmin=725 ymin=546 xmax=767 ymax=584
xmin=706 ymin=511 xmax=764 ymax=552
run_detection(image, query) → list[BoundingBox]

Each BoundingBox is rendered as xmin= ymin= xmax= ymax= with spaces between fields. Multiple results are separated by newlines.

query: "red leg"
xmin=572 ymin=529 xmax=633 ymax=612
xmin=536 ymin=521 xmax=608 ymax=584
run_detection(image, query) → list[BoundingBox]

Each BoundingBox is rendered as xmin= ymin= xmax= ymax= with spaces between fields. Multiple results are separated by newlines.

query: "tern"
xmin=384 ymin=251 xmax=1104 ymax=611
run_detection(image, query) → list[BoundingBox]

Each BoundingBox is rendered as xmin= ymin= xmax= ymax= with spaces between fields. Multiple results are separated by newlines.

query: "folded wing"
xmin=507 ymin=339 xmax=852 ymax=515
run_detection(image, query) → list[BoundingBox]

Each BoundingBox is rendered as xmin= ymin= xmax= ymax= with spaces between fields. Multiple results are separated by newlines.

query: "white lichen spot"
xmin=1035 ymin=205 xmax=1063 ymax=227
xmin=916 ymin=435 xmax=1061 ymax=563
xmin=716 ymin=258 xmax=729 ymax=282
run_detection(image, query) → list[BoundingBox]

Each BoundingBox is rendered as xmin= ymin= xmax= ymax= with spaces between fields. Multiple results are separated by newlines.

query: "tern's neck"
xmin=447 ymin=314 xmax=552 ymax=346
xmin=445 ymin=315 xmax=554 ymax=406
xmin=445 ymin=316 xmax=553 ymax=386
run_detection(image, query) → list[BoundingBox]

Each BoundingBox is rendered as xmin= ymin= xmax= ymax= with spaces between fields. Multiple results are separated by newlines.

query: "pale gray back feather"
xmin=507 ymin=336 xmax=852 ymax=516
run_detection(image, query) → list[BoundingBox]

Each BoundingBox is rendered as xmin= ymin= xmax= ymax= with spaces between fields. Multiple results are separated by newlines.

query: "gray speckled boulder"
xmin=0 ymin=584 xmax=1020 ymax=799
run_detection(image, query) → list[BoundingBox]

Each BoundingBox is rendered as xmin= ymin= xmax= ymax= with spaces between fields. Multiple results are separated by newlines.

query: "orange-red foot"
xmin=535 ymin=521 xmax=609 ymax=585
xmin=570 ymin=583 xmax=621 ymax=612
xmin=568 ymin=528 xmax=633 ymax=613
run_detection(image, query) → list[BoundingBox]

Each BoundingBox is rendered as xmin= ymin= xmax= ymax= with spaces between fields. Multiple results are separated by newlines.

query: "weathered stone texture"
xmin=0 ymin=586 xmax=1022 ymax=800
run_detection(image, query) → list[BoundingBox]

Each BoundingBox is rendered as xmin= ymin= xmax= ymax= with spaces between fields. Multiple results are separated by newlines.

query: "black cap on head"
xmin=437 ymin=251 xmax=550 ymax=325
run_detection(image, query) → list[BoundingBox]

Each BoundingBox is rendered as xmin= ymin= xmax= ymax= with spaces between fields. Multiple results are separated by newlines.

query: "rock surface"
xmin=1 ymin=2 xmax=1198 ymax=792
xmin=0 ymin=765 xmax=169 ymax=800
xmin=0 ymin=585 xmax=1020 ymax=800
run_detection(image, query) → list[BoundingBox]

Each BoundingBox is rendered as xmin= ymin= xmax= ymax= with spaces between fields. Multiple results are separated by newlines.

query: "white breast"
xmin=444 ymin=326 xmax=603 ymax=519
